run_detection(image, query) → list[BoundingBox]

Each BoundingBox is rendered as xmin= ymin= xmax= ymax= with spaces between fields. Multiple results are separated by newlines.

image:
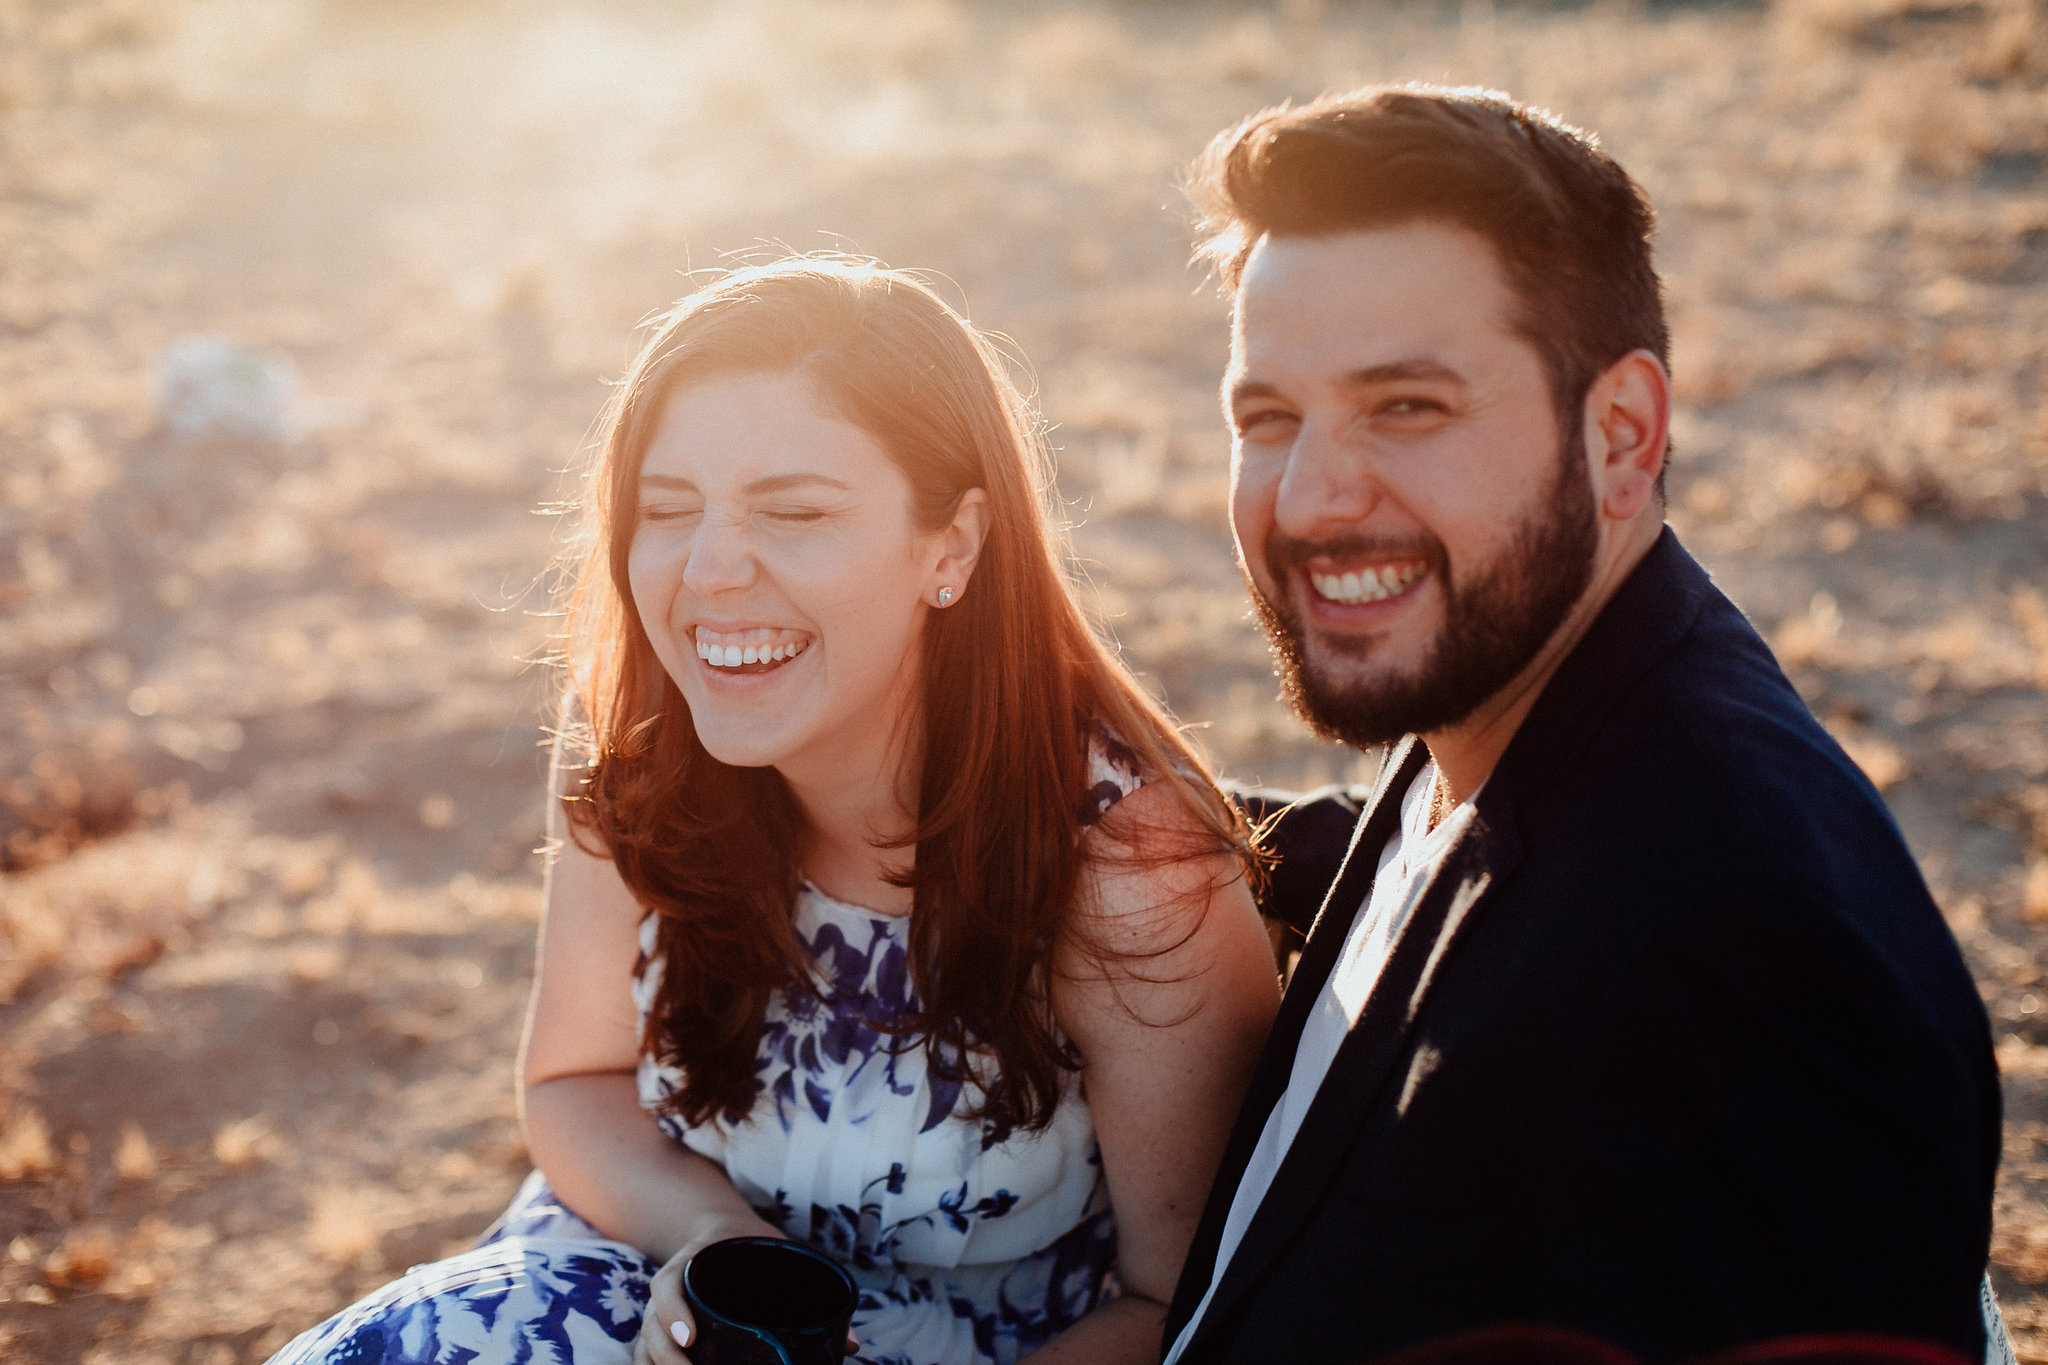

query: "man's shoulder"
xmin=1503 ymin=531 xmax=1875 ymax=862
xmin=1524 ymin=580 xmax=1979 ymax=1017
xmin=1625 ymin=584 xmax=1889 ymax=855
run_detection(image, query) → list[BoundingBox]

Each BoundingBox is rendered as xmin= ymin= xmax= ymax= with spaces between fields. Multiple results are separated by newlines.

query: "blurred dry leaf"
xmin=432 ymin=1149 xmax=479 ymax=1182
xmin=2012 ymin=585 xmax=2048 ymax=682
xmin=286 ymin=943 xmax=343 ymax=985
xmin=1857 ymin=489 xmax=1910 ymax=529
xmin=105 ymin=1258 xmax=160 ymax=1298
xmin=1917 ymin=616 xmax=1989 ymax=667
xmin=41 ymin=1227 xmax=117 ymax=1288
xmin=2014 ymin=785 xmax=2048 ymax=855
xmin=271 ymin=841 xmax=337 ymax=900
xmin=1683 ymin=477 xmax=1733 ymax=524
xmin=1996 ymin=1032 xmax=2048 ymax=1078
xmin=114 ymin=1121 xmax=157 ymax=1180
xmin=213 ymin=1113 xmax=278 ymax=1168
xmin=1969 ymin=0 xmax=2046 ymax=79
xmin=306 ymin=1186 xmax=383 ymax=1265
xmin=1829 ymin=723 xmax=1909 ymax=791
xmin=0 ymin=1105 xmax=54 ymax=1180
xmin=1773 ymin=0 xmax=1981 ymax=46
xmin=2026 ymin=858 xmax=2048 ymax=923
xmin=1773 ymin=592 xmax=1845 ymax=667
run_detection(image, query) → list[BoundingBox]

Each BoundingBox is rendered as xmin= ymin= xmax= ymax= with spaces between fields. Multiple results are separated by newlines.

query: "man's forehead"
xmin=1228 ymin=224 xmax=1521 ymax=375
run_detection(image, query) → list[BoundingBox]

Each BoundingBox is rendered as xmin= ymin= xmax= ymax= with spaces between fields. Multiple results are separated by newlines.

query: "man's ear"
xmin=931 ymin=487 xmax=991 ymax=599
xmin=1583 ymin=350 xmax=1669 ymax=522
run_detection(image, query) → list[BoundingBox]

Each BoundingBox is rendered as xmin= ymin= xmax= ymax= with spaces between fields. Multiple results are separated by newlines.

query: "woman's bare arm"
xmin=1024 ymin=783 xmax=1281 ymax=1364
xmin=519 ymin=790 xmax=780 ymax=1365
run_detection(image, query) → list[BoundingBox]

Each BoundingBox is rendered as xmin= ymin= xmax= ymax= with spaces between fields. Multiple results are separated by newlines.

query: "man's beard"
xmin=1245 ymin=437 xmax=1599 ymax=751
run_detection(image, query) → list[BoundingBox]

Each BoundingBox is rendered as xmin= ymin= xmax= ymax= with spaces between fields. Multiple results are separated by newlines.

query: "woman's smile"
xmin=692 ymin=625 xmax=814 ymax=673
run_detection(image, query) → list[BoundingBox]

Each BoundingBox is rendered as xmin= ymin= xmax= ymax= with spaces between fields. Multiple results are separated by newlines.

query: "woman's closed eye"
xmin=762 ymin=505 xmax=831 ymax=525
xmin=640 ymin=502 xmax=703 ymax=525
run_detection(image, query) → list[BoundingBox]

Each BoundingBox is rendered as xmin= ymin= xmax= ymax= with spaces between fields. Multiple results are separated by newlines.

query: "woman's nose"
xmin=680 ymin=515 xmax=755 ymax=594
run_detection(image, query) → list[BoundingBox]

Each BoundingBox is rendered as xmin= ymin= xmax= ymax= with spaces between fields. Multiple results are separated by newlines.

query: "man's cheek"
xmin=1228 ymin=465 xmax=1278 ymax=564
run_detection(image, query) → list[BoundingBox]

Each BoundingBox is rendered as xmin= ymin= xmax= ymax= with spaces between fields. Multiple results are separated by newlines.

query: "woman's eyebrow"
xmin=636 ymin=472 xmax=855 ymax=494
xmin=742 ymin=473 xmax=855 ymax=495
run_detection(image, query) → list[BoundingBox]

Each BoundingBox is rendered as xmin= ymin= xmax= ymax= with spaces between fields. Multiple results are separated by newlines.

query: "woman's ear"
xmin=929 ymin=487 xmax=991 ymax=606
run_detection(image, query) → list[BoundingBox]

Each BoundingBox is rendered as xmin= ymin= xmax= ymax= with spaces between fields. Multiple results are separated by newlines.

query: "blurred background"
xmin=0 ymin=0 xmax=2044 ymax=1359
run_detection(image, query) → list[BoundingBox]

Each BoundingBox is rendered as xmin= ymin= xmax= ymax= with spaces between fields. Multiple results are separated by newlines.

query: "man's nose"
xmin=681 ymin=515 xmax=755 ymax=594
xmin=1273 ymin=418 xmax=1381 ymax=537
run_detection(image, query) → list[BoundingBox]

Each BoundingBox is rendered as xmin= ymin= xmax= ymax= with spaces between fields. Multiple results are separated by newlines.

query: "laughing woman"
xmin=266 ymin=260 xmax=1279 ymax=1365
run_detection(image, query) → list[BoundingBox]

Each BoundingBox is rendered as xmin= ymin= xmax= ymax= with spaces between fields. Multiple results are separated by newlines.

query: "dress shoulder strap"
xmin=1080 ymin=719 xmax=1145 ymax=827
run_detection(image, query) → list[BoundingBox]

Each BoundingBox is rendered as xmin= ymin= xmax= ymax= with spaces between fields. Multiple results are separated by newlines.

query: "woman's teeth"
xmin=695 ymin=630 xmax=810 ymax=669
xmin=1311 ymin=562 xmax=1425 ymax=605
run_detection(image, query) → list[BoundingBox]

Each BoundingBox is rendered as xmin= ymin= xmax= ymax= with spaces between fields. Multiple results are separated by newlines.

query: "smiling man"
xmin=1163 ymin=87 xmax=2001 ymax=1365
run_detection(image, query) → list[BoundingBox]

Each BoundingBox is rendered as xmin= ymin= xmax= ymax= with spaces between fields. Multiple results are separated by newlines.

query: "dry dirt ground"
xmin=0 ymin=0 xmax=2045 ymax=1360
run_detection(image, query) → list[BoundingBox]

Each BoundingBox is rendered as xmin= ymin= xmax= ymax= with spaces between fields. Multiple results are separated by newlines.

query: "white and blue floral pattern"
xmin=268 ymin=1178 xmax=655 ymax=1364
xmin=267 ymin=730 xmax=1143 ymax=1365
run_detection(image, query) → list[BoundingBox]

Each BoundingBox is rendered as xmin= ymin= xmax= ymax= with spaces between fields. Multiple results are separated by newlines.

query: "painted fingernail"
xmin=671 ymin=1320 xmax=693 ymax=1348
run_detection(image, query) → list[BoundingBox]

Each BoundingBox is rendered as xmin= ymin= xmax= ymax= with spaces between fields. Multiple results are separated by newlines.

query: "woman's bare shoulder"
xmin=1068 ymin=777 xmax=1260 ymax=983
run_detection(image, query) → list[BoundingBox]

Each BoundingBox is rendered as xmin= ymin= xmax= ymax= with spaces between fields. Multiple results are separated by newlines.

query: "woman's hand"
xmin=631 ymin=1218 xmax=778 ymax=1365
xmin=633 ymin=1243 xmax=701 ymax=1365
xmin=632 ymin=1230 xmax=864 ymax=1365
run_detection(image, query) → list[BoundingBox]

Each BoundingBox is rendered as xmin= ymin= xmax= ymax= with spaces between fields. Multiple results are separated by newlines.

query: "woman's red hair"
xmin=557 ymin=258 xmax=1250 ymax=1132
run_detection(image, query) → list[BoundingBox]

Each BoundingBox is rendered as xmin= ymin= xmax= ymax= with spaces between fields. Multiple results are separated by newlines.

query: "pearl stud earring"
xmin=937 ymin=587 xmax=954 ymax=607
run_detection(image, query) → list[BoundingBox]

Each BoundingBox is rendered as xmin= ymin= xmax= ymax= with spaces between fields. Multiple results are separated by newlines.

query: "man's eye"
xmin=1237 ymin=411 xmax=1298 ymax=441
xmin=765 ymin=508 xmax=828 ymax=524
xmin=1380 ymin=397 xmax=1449 ymax=418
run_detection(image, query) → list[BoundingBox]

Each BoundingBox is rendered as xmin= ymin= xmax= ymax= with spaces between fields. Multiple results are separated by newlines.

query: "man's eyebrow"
xmin=1226 ymin=358 xmax=1467 ymax=412
xmin=1340 ymin=358 xmax=1466 ymax=388
xmin=1226 ymin=378 xmax=1285 ymax=413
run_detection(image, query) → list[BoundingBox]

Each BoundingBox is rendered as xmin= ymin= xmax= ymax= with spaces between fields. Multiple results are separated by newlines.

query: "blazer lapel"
xmin=1179 ymin=761 xmax=1525 ymax=1361
xmin=1280 ymin=739 xmax=1432 ymax=1013
xmin=1165 ymin=739 xmax=1428 ymax=1339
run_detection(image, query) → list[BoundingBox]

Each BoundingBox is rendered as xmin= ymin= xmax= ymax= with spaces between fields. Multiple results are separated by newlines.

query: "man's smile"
xmin=1306 ymin=559 xmax=1428 ymax=606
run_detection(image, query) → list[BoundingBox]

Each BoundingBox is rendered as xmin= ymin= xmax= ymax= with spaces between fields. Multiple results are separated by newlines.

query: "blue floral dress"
xmin=267 ymin=728 xmax=1145 ymax=1365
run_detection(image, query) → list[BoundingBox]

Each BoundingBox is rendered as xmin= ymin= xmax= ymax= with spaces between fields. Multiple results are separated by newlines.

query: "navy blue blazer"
xmin=1165 ymin=529 xmax=2000 ymax=1365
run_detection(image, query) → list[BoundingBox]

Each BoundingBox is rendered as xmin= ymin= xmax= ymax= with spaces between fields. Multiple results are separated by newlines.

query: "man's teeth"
xmin=694 ymin=631 xmax=811 ymax=668
xmin=1310 ymin=563 xmax=1425 ymax=605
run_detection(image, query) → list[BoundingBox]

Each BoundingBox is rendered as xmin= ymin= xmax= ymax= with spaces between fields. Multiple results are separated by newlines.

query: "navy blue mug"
xmin=681 ymin=1237 xmax=859 ymax=1365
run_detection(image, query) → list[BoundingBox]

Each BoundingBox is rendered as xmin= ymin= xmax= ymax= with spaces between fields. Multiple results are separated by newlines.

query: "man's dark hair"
xmin=1189 ymin=84 xmax=1669 ymax=466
